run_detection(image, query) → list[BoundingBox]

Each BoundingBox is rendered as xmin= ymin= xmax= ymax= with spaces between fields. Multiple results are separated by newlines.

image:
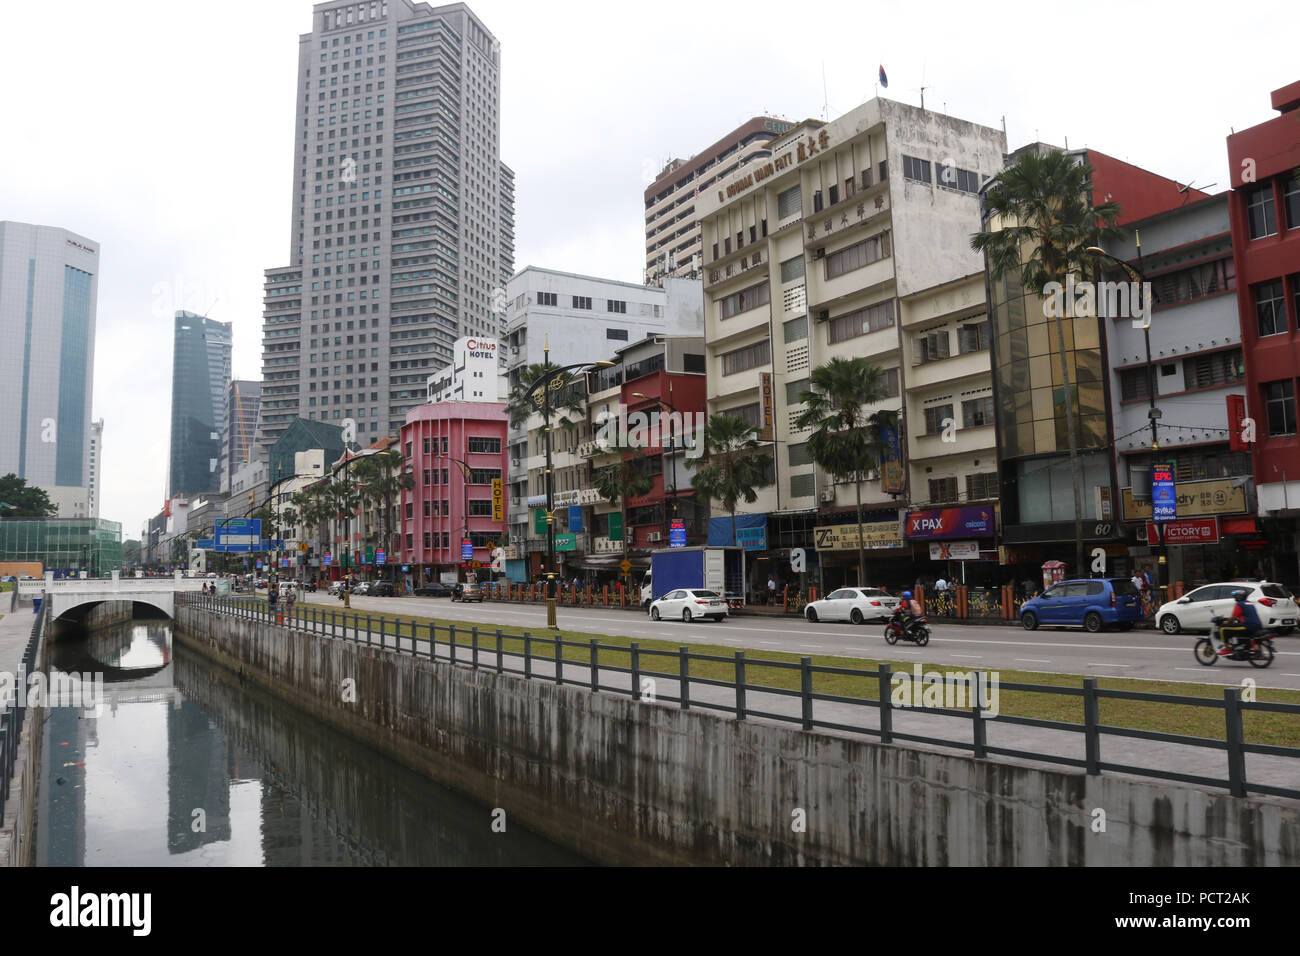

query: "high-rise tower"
xmin=168 ymin=312 xmax=232 ymax=496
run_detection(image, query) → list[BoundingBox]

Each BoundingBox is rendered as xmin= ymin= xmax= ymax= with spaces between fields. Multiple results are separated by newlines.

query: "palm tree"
xmin=793 ymin=357 xmax=896 ymax=587
xmin=506 ymin=361 xmax=587 ymax=430
xmin=686 ymin=414 xmax=773 ymax=548
xmin=326 ymin=476 xmax=362 ymax=576
xmin=592 ymin=451 xmax=654 ymax=576
xmin=353 ymin=448 xmax=414 ymax=580
xmin=971 ymin=148 xmax=1122 ymax=573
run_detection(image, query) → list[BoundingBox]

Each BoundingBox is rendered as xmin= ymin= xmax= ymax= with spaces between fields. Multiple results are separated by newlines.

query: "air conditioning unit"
xmin=816 ymin=309 xmax=830 ymax=322
xmin=510 ymin=346 xmax=519 ymax=355
xmin=820 ymin=489 xmax=836 ymax=503
xmin=813 ymin=248 xmax=825 ymax=260
xmin=511 ymin=458 xmax=520 ymax=466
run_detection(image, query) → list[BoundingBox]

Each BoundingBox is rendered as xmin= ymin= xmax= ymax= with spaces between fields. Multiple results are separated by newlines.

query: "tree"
xmin=326 ymin=476 xmax=362 ymax=574
xmin=971 ymin=149 xmax=1122 ymax=574
xmin=592 ymin=451 xmax=654 ymax=575
xmin=505 ymin=362 xmax=587 ymax=430
xmin=793 ymin=357 xmax=896 ymax=587
xmin=122 ymin=539 xmax=142 ymax=568
xmin=353 ymin=449 xmax=414 ymax=579
xmin=0 ymin=473 xmax=58 ymax=517
xmin=686 ymin=414 xmax=773 ymax=548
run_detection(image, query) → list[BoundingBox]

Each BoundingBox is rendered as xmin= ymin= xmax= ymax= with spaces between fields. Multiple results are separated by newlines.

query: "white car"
xmin=1156 ymin=581 xmax=1298 ymax=635
xmin=805 ymin=587 xmax=901 ymax=624
xmin=649 ymin=589 xmax=728 ymax=622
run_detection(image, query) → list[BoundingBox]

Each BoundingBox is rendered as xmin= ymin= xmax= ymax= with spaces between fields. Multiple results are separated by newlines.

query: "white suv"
xmin=1156 ymin=581 xmax=1298 ymax=635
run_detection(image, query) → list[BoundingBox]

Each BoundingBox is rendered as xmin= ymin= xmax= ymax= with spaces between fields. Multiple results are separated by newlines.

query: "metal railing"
xmin=1 ymin=601 xmax=44 ymax=821
xmin=187 ymin=593 xmax=1300 ymax=801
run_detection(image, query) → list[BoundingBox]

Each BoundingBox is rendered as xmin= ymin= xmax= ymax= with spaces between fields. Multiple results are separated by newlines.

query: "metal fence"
xmin=188 ymin=593 xmax=1300 ymax=801
xmin=0 ymin=601 xmax=44 ymax=821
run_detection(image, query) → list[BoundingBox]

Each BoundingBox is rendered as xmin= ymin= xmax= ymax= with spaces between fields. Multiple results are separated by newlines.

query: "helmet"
xmin=902 ymin=590 xmax=913 ymax=600
xmin=1232 ymin=589 xmax=1249 ymax=602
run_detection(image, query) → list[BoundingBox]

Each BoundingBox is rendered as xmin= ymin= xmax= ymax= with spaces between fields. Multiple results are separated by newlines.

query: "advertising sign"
xmin=492 ymin=479 xmax=505 ymax=522
xmin=534 ymin=508 xmax=547 ymax=535
xmin=929 ymin=541 xmax=981 ymax=560
xmin=1146 ymin=518 xmax=1218 ymax=545
xmin=568 ymin=505 xmax=583 ymax=533
xmin=735 ymin=525 xmax=767 ymax=551
xmin=759 ymin=372 xmax=774 ymax=441
xmin=555 ymin=533 xmax=577 ymax=552
xmin=1123 ymin=477 xmax=1244 ymax=519
xmin=461 ymin=539 xmax=473 ymax=559
xmin=813 ymin=521 xmax=903 ymax=551
xmin=879 ymin=423 xmax=905 ymax=495
xmin=608 ymin=512 xmax=623 ymax=542
xmin=376 ymin=550 xmax=386 ymax=565
xmin=323 ymin=553 xmax=332 ymax=566
xmin=1152 ymin=463 xmax=1176 ymax=523
xmin=904 ymin=506 xmax=995 ymax=540
xmin=669 ymin=520 xmax=687 ymax=548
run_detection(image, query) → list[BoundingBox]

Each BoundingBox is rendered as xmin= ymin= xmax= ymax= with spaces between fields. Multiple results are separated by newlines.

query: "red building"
xmin=400 ymin=401 xmax=508 ymax=582
xmin=1227 ymin=80 xmax=1300 ymax=580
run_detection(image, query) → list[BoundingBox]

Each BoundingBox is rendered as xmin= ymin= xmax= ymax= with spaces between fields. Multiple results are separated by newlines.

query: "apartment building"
xmin=644 ymin=117 xmax=793 ymax=285
xmin=696 ymin=97 xmax=1006 ymax=591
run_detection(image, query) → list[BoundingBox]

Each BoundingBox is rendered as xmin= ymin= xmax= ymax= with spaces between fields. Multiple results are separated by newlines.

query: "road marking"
xmin=950 ymin=654 xmax=982 ymax=659
xmin=1016 ymin=658 xmax=1051 ymax=663
xmin=1175 ymin=667 xmax=1210 ymax=672
xmin=1087 ymin=662 xmax=1131 ymax=668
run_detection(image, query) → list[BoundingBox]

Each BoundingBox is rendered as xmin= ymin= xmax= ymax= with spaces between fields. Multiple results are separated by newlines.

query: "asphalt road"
xmin=300 ymin=592 xmax=1300 ymax=691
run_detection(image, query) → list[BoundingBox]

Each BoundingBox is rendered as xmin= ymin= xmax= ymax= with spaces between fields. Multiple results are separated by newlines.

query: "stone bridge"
xmin=19 ymin=571 xmax=206 ymax=620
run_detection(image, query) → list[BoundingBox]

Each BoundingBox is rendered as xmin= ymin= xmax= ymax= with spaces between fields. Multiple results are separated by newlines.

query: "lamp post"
xmin=433 ymin=455 xmax=473 ymax=581
xmin=519 ymin=342 xmax=613 ymax=628
xmin=1085 ymin=241 xmax=1163 ymax=604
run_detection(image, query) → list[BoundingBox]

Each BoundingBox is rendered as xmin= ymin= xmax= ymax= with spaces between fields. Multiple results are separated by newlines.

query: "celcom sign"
xmin=905 ymin=507 xmax=996 ymax=540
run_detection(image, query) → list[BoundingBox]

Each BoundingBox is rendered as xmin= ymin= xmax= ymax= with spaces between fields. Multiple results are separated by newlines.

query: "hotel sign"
xmin=492 ymin=478 xmax=504 ymax=522
xmin=759 ymin=372 xmax=774 ymax=441
xmin=718 ymin=129 xmax=832 ymax=204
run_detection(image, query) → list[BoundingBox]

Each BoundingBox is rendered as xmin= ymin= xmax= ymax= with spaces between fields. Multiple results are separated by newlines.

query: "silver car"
xmin=1157 ymin=581 xmax=1298 ymax=635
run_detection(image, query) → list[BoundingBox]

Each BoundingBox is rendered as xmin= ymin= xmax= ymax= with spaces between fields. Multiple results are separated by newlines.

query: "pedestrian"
xmin=935 ymin=575 xmax=948 ymax=593
xmin=284 ymin=584 xmax=296 ymax=619
xmin=767 ymin=575 xmax=777 ymax=605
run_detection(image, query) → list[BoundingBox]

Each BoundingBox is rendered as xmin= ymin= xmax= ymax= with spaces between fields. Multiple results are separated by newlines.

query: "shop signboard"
xmin=904 ymin=507 xmax=995 ymax=540
xmin=928 ymin=541 xmax=981 ymax=560
xmin=1145 ymin=517 xmax=1218 ymax=545
xmin=813 ymin=521 xmax=903 ymax=551
xmin=1121 ymin=477 xmax=1246 ymax=521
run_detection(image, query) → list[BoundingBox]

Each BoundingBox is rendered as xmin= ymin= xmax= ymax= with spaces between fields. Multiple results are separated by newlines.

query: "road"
xmin=298 ymin=592 xmax=1300 ymax=691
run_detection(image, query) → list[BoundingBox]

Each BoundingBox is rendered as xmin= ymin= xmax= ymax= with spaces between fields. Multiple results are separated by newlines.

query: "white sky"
xmin=0 ymin=0 xmax=1292 ymax=536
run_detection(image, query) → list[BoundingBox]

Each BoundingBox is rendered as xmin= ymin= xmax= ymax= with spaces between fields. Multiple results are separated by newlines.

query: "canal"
xmin=35 ymin=612 xmax=588 ymax=866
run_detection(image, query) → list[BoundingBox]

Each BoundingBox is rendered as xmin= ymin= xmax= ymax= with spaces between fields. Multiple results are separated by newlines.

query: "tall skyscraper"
xmin=87 ymin=419 xmax=104 ymax=519
xmin=0 ymin=221 xmax=99 ymax=517
xmin=219 ymin=380 xmax=263 ymax=493
xmin=168 ymin=312 xmax=232 ymax=496
xmin=256 ymin=0 xmax=514 ymax=456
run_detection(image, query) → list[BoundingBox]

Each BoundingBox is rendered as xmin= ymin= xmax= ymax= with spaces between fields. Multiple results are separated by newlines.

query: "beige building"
xmin=696 ymin=96 xmax=1005 ymax=589
xmin=644 ymin=117 xmax=793 ymax=285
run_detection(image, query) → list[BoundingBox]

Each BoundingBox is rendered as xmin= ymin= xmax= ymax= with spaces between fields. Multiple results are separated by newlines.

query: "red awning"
xmin=1221 ymin=517 xmax=1257 ymax=535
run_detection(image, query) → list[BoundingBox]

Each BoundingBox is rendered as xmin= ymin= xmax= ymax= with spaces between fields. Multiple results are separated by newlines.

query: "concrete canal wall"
xmin=174 ymin=606 xmax=1300 ymax=866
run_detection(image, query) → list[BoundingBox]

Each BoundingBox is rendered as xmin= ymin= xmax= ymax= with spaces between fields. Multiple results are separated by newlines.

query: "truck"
xmin=640 ymin=546 xmax=746 ymax=610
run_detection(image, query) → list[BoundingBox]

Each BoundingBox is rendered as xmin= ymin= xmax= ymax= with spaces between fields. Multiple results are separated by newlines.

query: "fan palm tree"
xmin=506 ymin=361 xmax=587 ymax=430
xmin=970 ymin=148 xmax=1123 ymax=572
xmin=686 ymin=414 xmax=773 ymax=548
xmin=793 ymin=356 xmax=896 ymax=587
xmin=592 ymin=451 xmax=654 ymax=575
xmin=326 ymin=475 xmax=362 ymax=574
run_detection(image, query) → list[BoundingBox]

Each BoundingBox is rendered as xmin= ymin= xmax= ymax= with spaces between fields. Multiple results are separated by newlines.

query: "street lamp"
xmin=518 ymin=342 xmax=613 ymax=628
xmin=433 ymin=455 xmax=473 ymax=582
xmin=1085 ymin=241 xmax=1164 ymax=604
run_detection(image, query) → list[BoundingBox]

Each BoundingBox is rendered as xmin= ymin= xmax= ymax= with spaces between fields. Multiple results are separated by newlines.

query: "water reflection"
xmin=37 ymin=615 xmax=588 ymax=866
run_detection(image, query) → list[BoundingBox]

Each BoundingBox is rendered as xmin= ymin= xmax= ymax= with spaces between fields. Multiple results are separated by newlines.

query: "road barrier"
xmin=190 ymin=592 xmax=1300 ymax=801
xmin=0 ymin=602 xmax=44 ymax=821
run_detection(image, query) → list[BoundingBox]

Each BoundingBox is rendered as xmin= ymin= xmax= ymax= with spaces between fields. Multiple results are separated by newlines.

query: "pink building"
xmin=400 ymin=401 xmax=508 ymax=582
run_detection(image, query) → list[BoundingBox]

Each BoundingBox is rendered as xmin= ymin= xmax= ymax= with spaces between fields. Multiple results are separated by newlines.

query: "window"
xmin=828 ymin=300 xmax=894 ymax=343
xmin=405 ymin=502 xmax=413 ymax=519
xmin=879 ymin=160 xmax=888 ymax=182
xmin=467 ymin=436 xmax=501 ymax=454
xmin=468 ymin=500 xmax=494 ymax=516
xmin=1286 ymin=176 xmax=1300 ymax=230
xmin=1183 ymin=349 xmax=1244 ymax=390
xmin=824 ymin=232 xmax=888 ymax=279
xmin=422 ymin=468 xmax=430 ymax=485
xmin=1265 ymin=380 xmax=1297 ymax=436
xmin=1256 ymin=280 xmax=1287 ymax=336
xmin=726 ymin=403 xmax=762 ymax=429
xmin=812 ymin=190 xmax=823 ymax=213
xmin=779 ymin=256 xmax=805 ymax=283
xmin=957 ymin=319 xmax=991 ymax=353
xmin=607 ymin=299 xmax=626 ymax=313
xmin=721 ymin=339 xmax=771 ymax=376
xmin=783 ymin=316 xmax=808 ymax=343
xmin=1119 ymin=366 xmax=1155 ymax=402
xmin=1247 ymin=184 xmax=1277 ymax=239
xmin=934 ymin=163 xmax=983 ymax=194
xmin=883 ymin=367 xmax=900 ymax=399
xmin=827 ymin=184 xmax=839 ymax=205
xmin=965 ymin=472 xmax=998 ymax=501
xmin=422 ymin=437 xmax=430 ymax=453
xmin=442 ymin=437 xmax=448 ymax=454
xmin=572 ymin=295 xmax=592 ymax=310
xmin=777 ymin=185 xmax=802 ymax=219
xmin=468 ymin=467 xmax=501 ymax=484
xmin=719 ymin=281 xmax=770 ymax=319
xmin=928 ymin=477 xmax=958 ymax=503
xmin=537 ymin=291 xmax=557 ymax=306
xmin=790 ymin=473 xmax=815 ymax=498
xmin=1167 ymin=448 xmax=1250 ymax=482
xmin=682 ymin=353 xmax=706 ymax=373
xmin=606 ymin=327 xmax=628 ymax=341
xmin=902 ymin=155 xmax=932 ymax=184
xmin=423 ymin=501 xmax=431 ymax=517
xmin=924 ymin=404 xmax=953 ymax=435
xmin=917 ymin=328 xmax=950 ymax=364
xmin=788 ymin=442 xmax=812 ymax=467
xmin=785 ymin=377 xmax=810 ymax=404
xmin=962 ymin=396 xmax=994 ymax=428
xmin=1150 ymin=257 xmax=1235 ymax=306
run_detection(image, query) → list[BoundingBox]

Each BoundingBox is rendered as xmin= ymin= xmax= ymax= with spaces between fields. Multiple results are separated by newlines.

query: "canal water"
xmin=35 ymin=613 xmax=588 ymax=866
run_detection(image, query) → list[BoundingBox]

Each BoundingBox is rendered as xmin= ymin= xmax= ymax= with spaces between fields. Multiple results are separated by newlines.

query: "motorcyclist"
xmin=892 ymin=591 xmax=924 ymax=636
xmin=1212 ymin=589 xmax=1262 ymax=657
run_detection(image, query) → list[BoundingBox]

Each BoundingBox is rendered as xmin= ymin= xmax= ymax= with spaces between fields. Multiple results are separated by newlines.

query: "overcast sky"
xmin=0 ymin=0 xmax=1291 ymax=536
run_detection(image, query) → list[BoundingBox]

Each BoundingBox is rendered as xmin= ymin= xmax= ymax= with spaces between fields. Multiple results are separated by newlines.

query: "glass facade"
xmin=55 ymin=266 xmax=93 ymax=486
xmin=169 ymin=313 xmax=232 ymax=496
xmin=0 ymin=518 xmax=123 ymax=574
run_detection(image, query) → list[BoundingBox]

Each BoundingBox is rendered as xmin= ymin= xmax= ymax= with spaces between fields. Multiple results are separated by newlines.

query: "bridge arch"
xmin=51 ymin=596 xmax=176 ymax=622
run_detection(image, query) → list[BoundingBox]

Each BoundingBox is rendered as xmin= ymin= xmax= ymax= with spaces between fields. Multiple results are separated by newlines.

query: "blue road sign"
xmin=196 ymin=539 xmax=216 ymax=549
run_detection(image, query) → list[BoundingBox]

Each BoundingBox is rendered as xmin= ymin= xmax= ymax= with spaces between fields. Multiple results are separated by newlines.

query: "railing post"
xmin=367 ymin=614 xmax=375 ymax=648
xmin=630 ymin=642 xmax=640 ymax=699
xmin=429 ymin=621 xmax=437 ymax=659
xmin=878 ymin=663 xmax=893 ymax=744
xmin=472 ymin=626 xmax=479 ymax=670
xmin=331 ymin=609 xmax=336 ymax=638
xmin=735 ymin=651 xmax=746 ymax=720
xmin=1083 ymin=678 xmax=1101 ymax=775
xmin=679 ymin=646 xmax=690 ymax=710
xmin=554 ymin=634 xmax=563 ymax=685
xmin=524 ymin=632 xmax=532 ymax=679
xmin=800 ymin=657 xmax=813 ymax=730
xmin=378 ymin=615 xmax=385 ymax=650
xmin=496 ymin=628 xmax=504 ymax=674
xmin=589 ymin=639 xmax=599 ymax=692
xmin=1224 ymin=688 xmax=1246 ymax=797
xmin=449 ymin=624 xmax=457 ymax=664
xmin=971 ymin=671 xmax=986 ymax=757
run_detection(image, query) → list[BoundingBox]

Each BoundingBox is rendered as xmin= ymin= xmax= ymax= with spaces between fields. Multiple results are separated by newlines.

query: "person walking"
xmin=767 ymin=575 xmax=777 ymax=605
xmin=284 ymin=583 xmax=296 ymax=621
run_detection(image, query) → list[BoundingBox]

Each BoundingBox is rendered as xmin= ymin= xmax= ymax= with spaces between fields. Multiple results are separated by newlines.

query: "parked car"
xmin=649 ymin=588 xmax=728 ymax=622
xmin=1156 ymin=581 xmax=1298 ymax=635
xmin=804 ymin=587 xmax=900 ymax=624
xmin=353 ymin=581 xmax=373 ymax=596
xmin=369 ymin=581 xmax=396 ymax=597
xmin=1020 ymin=578 xmax=1144 ymax=632
xmin=452 ymin=582 xmax=484 ymax=602
xmin=414 ymin=583 xmax=454 ymax=597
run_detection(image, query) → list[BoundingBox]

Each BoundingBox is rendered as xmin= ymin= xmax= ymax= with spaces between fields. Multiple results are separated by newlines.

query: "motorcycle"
xmin=1194 ymin=618 xmax=1275 ymax=668
xmin=884 ymin=612 xmax=931 ymax=646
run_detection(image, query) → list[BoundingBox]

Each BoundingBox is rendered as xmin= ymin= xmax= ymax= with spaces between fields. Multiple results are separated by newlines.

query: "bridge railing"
xmin=1 ymin=600 xmax=44 ymax=821
xmin=185 ymin=593 xmax=1300 ymax=802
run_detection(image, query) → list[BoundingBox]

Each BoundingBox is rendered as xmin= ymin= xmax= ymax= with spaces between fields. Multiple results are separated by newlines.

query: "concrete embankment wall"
xmin=0 ymin=610 xmax=47 ymax=867
xmin=81 ymin=601 xmax=134 ymax=630
xmin=175 ymin=606 xmax=1300 ymax=866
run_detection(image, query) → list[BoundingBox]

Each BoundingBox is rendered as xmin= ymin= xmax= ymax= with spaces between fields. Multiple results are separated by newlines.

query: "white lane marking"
xmin=950 ymin=654 xmax=982 ymax=659
xmin=1087 ymin=662 xmax=1131 ymax=667
xmin=1175 ymin=667 xmax=1211 ymax=672
xmin=1016 ymin=658 xmax=1051 ymax=663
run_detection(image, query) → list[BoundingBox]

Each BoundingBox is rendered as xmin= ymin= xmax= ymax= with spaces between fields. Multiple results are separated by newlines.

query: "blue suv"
xmin=1021 ymin=578 xmax=1144 ymax=632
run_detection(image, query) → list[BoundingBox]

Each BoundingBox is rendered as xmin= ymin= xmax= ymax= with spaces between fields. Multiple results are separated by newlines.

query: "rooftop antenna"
xmin=821 ymin=61 xmax=829 ymax=121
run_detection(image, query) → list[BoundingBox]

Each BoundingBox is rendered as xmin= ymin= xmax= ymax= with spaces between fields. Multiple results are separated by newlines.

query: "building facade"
xmin=426 ymin=335 xmax=505 ymax=402
xmin=0 ymin=221 xmax=100 ymax=518
xmin=644 ymin=116 xmax=794 ymax=285
xmin=255 ymin=0 xmax=514 ymax=456
xmin=87 ymin=418 xmax=104 ymax=519
xmin=219 ymin=380 xmax=263 ymax=494
xmin=1226 ymin=79 xmax=1300 ymax=584
xmin=0 ymin=517 xmax=122 ymax=576
xmin=169 ymin=312 xmax=232 ymax=497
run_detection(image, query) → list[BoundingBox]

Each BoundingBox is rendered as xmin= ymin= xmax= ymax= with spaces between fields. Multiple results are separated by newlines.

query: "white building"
xmin=426 ymin=336 xmax=507 ymax=402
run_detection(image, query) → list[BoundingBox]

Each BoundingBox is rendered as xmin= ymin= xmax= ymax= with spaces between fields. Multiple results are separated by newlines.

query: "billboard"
xmin=904 ymin=506 xmax=995 ymax=540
